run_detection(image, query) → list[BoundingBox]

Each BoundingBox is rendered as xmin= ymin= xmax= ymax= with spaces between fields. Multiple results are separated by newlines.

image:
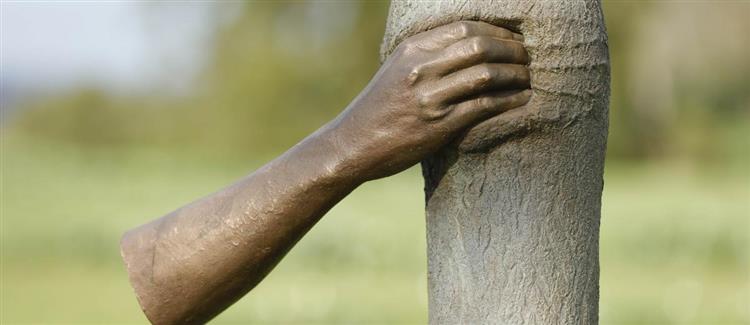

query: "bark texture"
xmin=381 ymin=1 xmax=610 ymax=324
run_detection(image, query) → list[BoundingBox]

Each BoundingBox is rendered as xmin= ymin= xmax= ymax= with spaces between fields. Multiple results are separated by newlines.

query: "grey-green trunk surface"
xmin=381 ymin=1 xmax=610 ymax=324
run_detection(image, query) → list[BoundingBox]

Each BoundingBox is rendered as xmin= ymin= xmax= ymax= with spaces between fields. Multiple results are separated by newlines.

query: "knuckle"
xmin=498 ymin=28 xmax=513 ymax=39
xmin=400 ymin=35 xmax=416 ymax=47
xmin=452 ymin=21 xmax=473 ymax=38
xmin=474 ymin=64 xmax=494 ymax=85
xmin=407 ymin=65 xmax=425 ymax=84
xmin=477 ymin=97 xmax=496 ymax=109
xmin=416 ymin=93 xmax=434 ymax=108
xmin=420 ymin=106 xmax=449 ymax=121
xmin=468 ymin=37 xmax=489 ymax=57
xmin=395 ymin=37 xmax=417 ymax=55
xmin=413 ymin=63 xmax=428 ymax=76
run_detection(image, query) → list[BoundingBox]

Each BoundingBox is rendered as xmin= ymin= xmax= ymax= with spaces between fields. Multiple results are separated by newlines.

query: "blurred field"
xmin=2 ymin=132 xmax=747 ymax=324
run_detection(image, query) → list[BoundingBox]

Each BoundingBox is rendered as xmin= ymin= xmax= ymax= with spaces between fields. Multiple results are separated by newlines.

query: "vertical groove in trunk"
xmin=381 ymin=1 xmax=610 ymax=324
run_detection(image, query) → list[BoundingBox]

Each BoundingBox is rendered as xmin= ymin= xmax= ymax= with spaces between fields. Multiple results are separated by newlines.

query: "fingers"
xmin=421 ymin=63 xmax=530 ymax=106
xmin=425 ymin=20 xmax=523 ymax=44
xmin=402 ymin=20 xmax=523 ymax=52
xmin=457 ymin=103 xmax=534 ymax=152
xmin=401 ymin=21 xmax=532 ymax=129
xmin=445 ymin=89 xmax=532 ymax=130
xmin=427 ymin=36 xmax=529 ymax=75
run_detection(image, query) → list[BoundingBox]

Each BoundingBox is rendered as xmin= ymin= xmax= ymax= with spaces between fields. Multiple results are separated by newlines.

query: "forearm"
xmin=120 ymin=20 xmax=532 ymax=324
xmin=120 ymin=123 xmax=361 ymax=324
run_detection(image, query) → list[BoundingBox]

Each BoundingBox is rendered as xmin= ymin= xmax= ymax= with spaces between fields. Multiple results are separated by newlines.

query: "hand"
xmin=327 ymin=21 xmax=532 ymax=181
xmin=121 ymin=21 xmax=531 ymax=325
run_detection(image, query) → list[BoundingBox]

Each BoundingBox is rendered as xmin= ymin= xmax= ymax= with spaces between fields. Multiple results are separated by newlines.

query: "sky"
xmin=1 ymin=2 xmax=229 ymax=109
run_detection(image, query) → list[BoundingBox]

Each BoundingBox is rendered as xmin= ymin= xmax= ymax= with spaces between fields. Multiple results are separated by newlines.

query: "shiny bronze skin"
xmin=120 ymin=21 xmax=531 ymax=324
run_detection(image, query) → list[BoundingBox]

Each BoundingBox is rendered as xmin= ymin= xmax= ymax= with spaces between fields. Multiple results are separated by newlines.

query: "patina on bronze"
xmin=120 ymin=21 xmax=531 ymax=324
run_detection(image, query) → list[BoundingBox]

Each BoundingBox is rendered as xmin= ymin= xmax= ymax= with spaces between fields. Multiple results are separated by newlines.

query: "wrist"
xmin=274 ymin=119 xmax=368 ymax=197
xmin=314 ymin=121 xmax=370 ymax=188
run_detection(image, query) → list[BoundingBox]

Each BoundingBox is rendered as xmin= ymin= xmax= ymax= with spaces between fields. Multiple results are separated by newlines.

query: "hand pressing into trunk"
xmin=330 ymin=21 xmax=531 ymax=181
xmin=120 ymin=21 xmax=531 ymax=325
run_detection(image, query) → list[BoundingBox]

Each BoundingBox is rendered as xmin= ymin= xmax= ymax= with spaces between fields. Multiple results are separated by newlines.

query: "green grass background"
xmin=1 ymin=133 xmax=747 ymax=324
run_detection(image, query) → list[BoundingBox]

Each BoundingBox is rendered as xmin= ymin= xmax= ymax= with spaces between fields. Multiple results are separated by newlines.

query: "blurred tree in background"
xmin=603 ymin=2 xmax=749 ymax=165
xmin=9 ymin=2 xmax=388 ymax=157
xmin=7 ymin=1 xmax=747 ymax=165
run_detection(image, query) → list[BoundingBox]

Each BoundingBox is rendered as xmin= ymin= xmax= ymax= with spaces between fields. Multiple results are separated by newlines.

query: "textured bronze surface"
xmin=120 ymin=21 xmax=531 ymax=324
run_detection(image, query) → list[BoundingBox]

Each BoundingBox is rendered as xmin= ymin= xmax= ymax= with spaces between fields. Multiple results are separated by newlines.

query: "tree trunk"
xmin=381 ymin=1 xmax=609 ymax=324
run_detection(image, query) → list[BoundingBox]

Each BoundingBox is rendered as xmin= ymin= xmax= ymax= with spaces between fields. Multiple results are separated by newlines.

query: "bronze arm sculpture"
xmin=121 ymin=21 xmax=531 ymax=324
